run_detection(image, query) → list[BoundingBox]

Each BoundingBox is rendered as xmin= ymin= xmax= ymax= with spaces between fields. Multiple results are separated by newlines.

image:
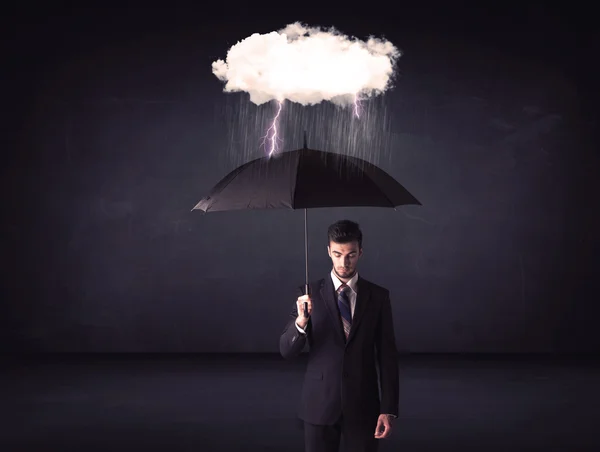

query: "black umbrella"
xmin=192 ymin=134 xmax=421 ymax=314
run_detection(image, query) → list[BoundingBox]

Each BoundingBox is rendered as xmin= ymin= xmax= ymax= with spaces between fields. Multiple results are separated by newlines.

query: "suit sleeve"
xmin=279 ymin=286 xmax=309 ymax=360
xmin=376 ymin=289 xmax=399 ymax=416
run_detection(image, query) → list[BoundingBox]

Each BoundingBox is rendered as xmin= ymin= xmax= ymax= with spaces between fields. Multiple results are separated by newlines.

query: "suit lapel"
xmin=347 ymin=276 xmax=370 ymax=344
xmin=320 ymin=276 xmax=346 ymax=345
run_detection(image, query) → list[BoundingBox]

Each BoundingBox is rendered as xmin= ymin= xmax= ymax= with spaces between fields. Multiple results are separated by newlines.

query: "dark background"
xmin=3 ymin=3 xmax=598 ymax=354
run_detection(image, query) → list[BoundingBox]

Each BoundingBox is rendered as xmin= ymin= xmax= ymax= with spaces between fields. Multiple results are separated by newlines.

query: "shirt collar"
xmin=331 ymin=270 xmax=359 ymax=293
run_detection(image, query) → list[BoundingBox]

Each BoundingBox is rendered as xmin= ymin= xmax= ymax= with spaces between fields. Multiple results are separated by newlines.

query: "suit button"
xmin=343 ymin=372 xmax=349 ymax=378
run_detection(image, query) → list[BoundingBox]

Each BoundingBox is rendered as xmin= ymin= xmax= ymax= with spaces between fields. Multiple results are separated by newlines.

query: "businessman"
xmin=280 ymin=220 xmax=399 ymax=452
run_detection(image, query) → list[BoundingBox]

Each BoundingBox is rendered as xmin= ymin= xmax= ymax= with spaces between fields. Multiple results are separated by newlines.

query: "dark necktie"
xmin=337 ymin=283 xmax=352 ymax=339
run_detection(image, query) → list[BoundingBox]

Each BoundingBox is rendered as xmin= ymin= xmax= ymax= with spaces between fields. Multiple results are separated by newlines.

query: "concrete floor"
xmin=2 ymin=354 xmax=598 ymax=451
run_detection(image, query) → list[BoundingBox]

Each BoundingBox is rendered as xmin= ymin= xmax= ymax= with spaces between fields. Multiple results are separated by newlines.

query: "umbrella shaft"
xmin=304 ymin=208 xmax=309 ymax=295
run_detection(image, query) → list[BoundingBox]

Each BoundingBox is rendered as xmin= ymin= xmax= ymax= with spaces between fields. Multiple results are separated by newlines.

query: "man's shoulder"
xmin=359 ymin=276 xmax=390 ymax=295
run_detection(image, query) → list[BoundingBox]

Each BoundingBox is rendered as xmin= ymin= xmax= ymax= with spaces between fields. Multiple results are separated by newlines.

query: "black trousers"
xmin=303 ymin=415 xmax=379 ymax=452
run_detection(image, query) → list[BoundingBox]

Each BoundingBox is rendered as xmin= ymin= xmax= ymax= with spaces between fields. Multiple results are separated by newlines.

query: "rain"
xmin=218 ymin=93 xmax=396 ymax=170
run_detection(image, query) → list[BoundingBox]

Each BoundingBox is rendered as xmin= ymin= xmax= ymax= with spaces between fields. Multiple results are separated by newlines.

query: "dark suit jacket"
xmin=279 ymin=274 xmax=399 ymax=425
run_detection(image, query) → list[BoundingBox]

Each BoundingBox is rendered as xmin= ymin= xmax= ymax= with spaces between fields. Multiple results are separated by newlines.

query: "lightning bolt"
xmin=353 ymin=93 xmax=361 ymax=119
xmin=261 ymin=100 xmax=283 ymax=157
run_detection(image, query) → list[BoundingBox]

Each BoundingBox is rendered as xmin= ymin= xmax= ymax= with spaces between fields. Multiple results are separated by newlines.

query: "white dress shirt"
xmin=296 ymin=270 xmax=358 ymax=334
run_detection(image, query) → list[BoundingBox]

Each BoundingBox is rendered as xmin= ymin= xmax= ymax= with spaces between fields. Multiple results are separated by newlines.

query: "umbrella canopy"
xmin=193 ymin=147 xmax=420 ymax=212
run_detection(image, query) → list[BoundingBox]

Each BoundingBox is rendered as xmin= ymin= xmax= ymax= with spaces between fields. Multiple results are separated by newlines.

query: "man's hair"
xmin=327 ymin=220 xmax=363 ymax=248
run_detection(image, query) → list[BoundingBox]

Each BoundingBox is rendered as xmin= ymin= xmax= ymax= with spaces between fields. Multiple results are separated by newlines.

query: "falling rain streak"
xmin=219 ymin=94 xmax=395 ymax=170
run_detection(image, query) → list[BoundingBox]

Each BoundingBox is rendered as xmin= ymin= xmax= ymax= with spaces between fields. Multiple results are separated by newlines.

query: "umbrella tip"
xmin=303 ymin=130 xmax=307 ymax=149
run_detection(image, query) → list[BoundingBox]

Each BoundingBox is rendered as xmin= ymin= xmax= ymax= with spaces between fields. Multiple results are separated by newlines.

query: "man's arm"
xmin=376 ymin=290 xmax=399 ymax=417
xmin=279 ymin=287 xmax=309 ymax=360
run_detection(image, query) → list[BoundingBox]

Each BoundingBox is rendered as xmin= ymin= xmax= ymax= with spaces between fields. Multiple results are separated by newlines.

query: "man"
xmin=280 ymin=220 xmax=399 ymax=452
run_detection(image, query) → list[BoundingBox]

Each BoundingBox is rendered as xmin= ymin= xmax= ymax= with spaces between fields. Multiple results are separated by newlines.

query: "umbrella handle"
xmin=304 ymin=283 xmax=310 ymax=318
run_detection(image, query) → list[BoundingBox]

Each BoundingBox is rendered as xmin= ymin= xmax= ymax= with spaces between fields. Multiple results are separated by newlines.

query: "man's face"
xmin=328 ymin=240 xmax=362 ymax=280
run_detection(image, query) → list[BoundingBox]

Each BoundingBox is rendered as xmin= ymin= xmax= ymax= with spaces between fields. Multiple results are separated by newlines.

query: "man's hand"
xmin=374 ymin=414 xmax=393 ymax=439
xmin=295 ymin=295 xmax=312 ymax=329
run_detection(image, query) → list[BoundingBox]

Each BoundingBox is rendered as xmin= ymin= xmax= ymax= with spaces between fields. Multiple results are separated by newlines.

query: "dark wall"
xmin=3 ymin=5 xmax=598 ymax=352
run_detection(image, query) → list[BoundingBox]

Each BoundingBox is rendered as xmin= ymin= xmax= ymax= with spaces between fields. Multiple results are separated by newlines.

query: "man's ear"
xmin=327 ymin=245 xmax=331 ymax=257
